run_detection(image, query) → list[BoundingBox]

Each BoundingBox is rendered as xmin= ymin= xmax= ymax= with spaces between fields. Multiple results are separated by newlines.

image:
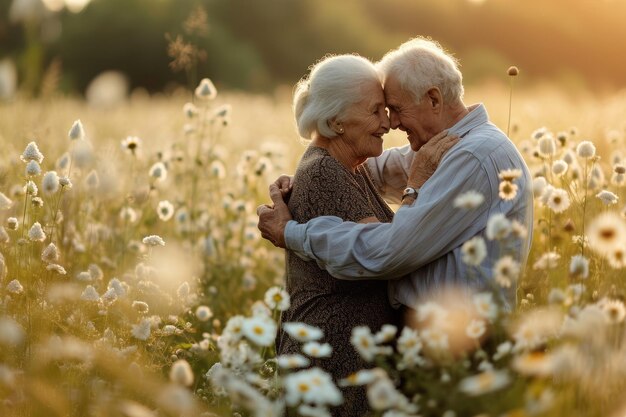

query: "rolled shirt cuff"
xmin=284 ymin=220 xmax=306 ymax=253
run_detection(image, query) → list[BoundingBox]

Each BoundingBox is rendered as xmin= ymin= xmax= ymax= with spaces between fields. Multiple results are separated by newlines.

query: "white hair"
xmin=377 ymin=37 xmax=464 ymax=105
xmin=293 ymin=54 xmax=381 ymax=139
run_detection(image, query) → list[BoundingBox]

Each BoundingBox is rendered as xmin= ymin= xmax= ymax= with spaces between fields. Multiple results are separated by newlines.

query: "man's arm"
xmin=285 ymin=149 xmax=492 ymax=280
xmin=366 ymin=144 xmax=413 ymax=204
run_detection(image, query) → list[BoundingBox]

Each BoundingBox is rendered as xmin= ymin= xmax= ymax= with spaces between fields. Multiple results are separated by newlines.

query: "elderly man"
xmin=257 ymin=38 xmax=533 ymax=308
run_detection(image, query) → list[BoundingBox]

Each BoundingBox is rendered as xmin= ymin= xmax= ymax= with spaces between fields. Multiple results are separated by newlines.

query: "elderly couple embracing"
xmin=257 ymin=37 xmax=533 ymax=416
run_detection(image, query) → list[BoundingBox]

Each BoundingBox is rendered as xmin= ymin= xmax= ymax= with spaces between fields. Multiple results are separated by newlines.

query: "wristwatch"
xmin=401 ymin=187 xmax=419 ymax=202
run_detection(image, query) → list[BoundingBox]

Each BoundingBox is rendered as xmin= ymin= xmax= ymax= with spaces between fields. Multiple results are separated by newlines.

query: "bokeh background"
xmin=2 ymin=0 xmax=626 ymax=98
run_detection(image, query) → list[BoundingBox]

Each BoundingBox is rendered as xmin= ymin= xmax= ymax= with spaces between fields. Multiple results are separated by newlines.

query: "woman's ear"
xmin=328 ymin=118 xmax=344 ymax=135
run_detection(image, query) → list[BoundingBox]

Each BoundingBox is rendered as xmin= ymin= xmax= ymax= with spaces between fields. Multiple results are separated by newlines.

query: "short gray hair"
xmin=377 ymin=37 xmax=464 ymax=105
xmin=293 ymin=54 xmax=381 ymax=139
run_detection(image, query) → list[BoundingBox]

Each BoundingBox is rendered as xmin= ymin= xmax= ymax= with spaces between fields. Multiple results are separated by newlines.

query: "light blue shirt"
xmin=284 ymin=104 xmax=533 ymax=308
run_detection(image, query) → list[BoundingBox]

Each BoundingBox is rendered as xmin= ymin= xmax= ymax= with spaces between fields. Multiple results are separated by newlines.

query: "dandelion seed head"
xmin=170 ymin=359 xmax=194 ymax=386
xmin=6 ymin=279 xmax=24 ymax=295
xmin=41 ymin=171 xmax=60 ymax=195
xmin=24 ymin=180 xmax=38 ymax=196
xmin=41 ymin=242 xmax=59 ymax=263
xmin=31 ymin=197 xmax=43 ymax=208
xmin=7 ymin=217 xmax=18 ymax=231
xmin=59 ymin=176 xmax=72 ymax=189
xmin=195 ymin=305 xmax=213 ymax=321
xmin=552 ymin=160 xmax=568 ymax=177
xmin=80 ymin=285 xmax=100 ymax=301
xmin=537 ymin=135 xmax=556 ymax=157
xmin=532 ymin=176 xmax=547 ymax=198
xmin=453 ymin=190 xmax=484 ymax=209
xmin=68 ymin=119 xmax=85 ymax=140
xmin=28 ymin=222 xmax=46 ymax=242
xmin=25 ymin=160 xmax=41 ymax=177
xmin=195 ymin=78 xmax=217 ymax=101
xmin=132 ymin=301 xmax=150 ymax=314
xmin=576 ymin=141 xmax=596 ymax=159
xmin=142 ymin=235 xmax=165 ymax=247
xmin=21 ymin=141 xmax=44 ymax=163
xmin=131 ymin=318 xmax=151 ymax=340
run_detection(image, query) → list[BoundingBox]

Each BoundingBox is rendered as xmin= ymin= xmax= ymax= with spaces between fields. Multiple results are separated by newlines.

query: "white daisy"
xmin=494 ymin=256 xmax=520 ymax=288
xmin=302 ymin=341 xmax=332 ymax=358
xmin=453 ymin=190 xmax=484 ymax=209
xmin=264 ymin=286 xmax=291 ymax=311
xmin=169 ymin=359 xmax=194 ymax=386
xmin=277 ymin=354 xmax=310 ymax=369
xmin=486 ymin=213 xmax=511 ymax=240
xmin=458 ymin=370 xmax=510 ymax=396
xmin=351 ymin=326 xmax=377 ymax=361
xmin=241 ymin=316 xmax=277 ymax=347
xmin=283 ymin=322 xmax=324 ymax=342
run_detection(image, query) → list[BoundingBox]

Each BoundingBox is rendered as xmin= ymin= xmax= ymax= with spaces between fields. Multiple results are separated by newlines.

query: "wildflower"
xmin=21 ymin=141 xmax=44 ymax=163
xmin=31 ymin=197 xmax=43 ymax=208
xmin=453 ymin=190 xmax=484 ymax=209
xmin=420 ymin=327 xmax=449 ymax=351
xmin=264 ymin=286 xmax=291 ymax=311
xmin=28 ymin=222 xmax=46 ymax=242
xmin=84 ymin=170 xmax=99 ymax=190
xmin=537 ymin=135 xmax=556 ymax=157
xmin=142 ymin=235 xmax=165 ymax=247
xmin=473 ymin=293 xmax=498 ymax=321
xmin=339 ymin=369 xmax=384 ymax=387
xmin=587 ymin=212 xmax=626 ymax=254
xmin=170 ymin=359 xmax=194 ymax=386
xmin=493 ymin=341 xmax=512 ymax=361
xmin=46 ymin=264 xmax=66 ymax=274
xmin=68 ymin=119 xmax=85 ymax=140
xmin=461 ymin=236 xmax=487 ymax=266
xmin=533 ymin=252 xmax=560 ymax=270
xmin=277 ymin=354 xmax=310 ymax=369
xmin=532 ymin=176 xmax=547 ymax=198
xmin=59 ymin=176 xmax=72 ymax=188
xmin=531 ymin=127 xmax=548 ymax=140
xmin=416 ymin=301 xmax=448 ymax=325
xmin=209 ymin=160 xmax=227 ymax=179
xmin=494 ymin=256 xmax=520 ymax=288
xmin=176 ymin=282 xmax=190 ymax=298
xmin=397 ymin=327 xmax=422 ymax=354
xmin=606 ymin=245 xmax=626 ymax=268
xmin=132 ymin=301 xmax=149 ymax=314
xmin=465 ymin=319 xmax=486 ymax=339
xmin=458 ymin=370 xmax=510 ymax=396
xmin=41 ymin=171 xmax=60 ymax=195
xmin=24 ymin=180 xmax=38 ymax=196
xmin=0 ymin=226 xmax=8 ymax=244
xmin=25 ymin=160 xmax=41 ymax=177
xmin=374 ymin=324 xmax=398 ymax=344
xmin=79 ymin=285 xmax=100 ymax=302
xmin=6 ymin=279 xmax=24 ymax=294
xmin=157 ymin=200 xmax=174 ymax=221
xmin=195 ymin=78 xmax=217 ymax=100
xmin=76 ymin=271 xmax=92 ymax=282
xmin=511 ymin=220 xmax=528 ymax=239
xmin=284 ymin=367 xmax=342 ymax=407
xmin=601 ymin=299 xmax=626 ymax=323
xmin=569 ymin=255 xmax=589 ymax=279
xmin=132 ymin=318 xmax=152 ymax=340
xmin=182 ymin=102 xmax=198 ymax=118
xmin=351 ymin=326 xmax=378 ymax=361
xmin=552 ymin=160 xmax=568 ymax=176
xmin=149 ymin=162 xmax=168 ymax=182
xmin=576 ymin=141 xmax=596 ymax=159
xmin=507 ymin=66 xmax=519 ymax=76
xmin=283 ymin=322 xmax=324 ymax=342
xmin=546 ymin=188 xmax=570 ymax=213
xmin=498 ymin=180 xmax=518 ymax=200
xmin=511 ymin=351 xmax=555 ymax=377
xmin=302 ymin=341 xmax=332 ymax=358
xmin=120 ymin=207 xmax=138 ymax=223
xmin=7 ymin=217 xmax=18 ymax=230
xmin=367 ymin=377 xmax=402 ymax=411
xmin=41 ymin=242 xmax=59 ymax=263
xmin=596 ymin=190 xmax=619 ymax=205
xmin=0 ymin=318 xmax=25 ymax=346
xmin=498 ymin=168 xmax=522 ymax=182
xmin=108 ymin=278 xmax=127 ymax=297
xmin=195 ymin=305 xmax=213 ymax=321
xmin=486 ymin=213 xmax=511 ymax=240
xmin=241 ymin=315 xmax=277 ymax=346
xmin=121 ymin=136 xmax=142 ymax=155
xmin=0 ymin=192 xmax=12 ymax=210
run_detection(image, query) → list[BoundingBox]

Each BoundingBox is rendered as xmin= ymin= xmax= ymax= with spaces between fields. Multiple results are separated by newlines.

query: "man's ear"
xmin=426 ymin=87 xmax=443 ymax=113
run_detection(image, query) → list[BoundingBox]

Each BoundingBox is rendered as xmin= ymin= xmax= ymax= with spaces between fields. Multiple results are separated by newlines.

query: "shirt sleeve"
xmin=285 ymin=148 xmax=493 ymax=280
xmin=365 ymin=144 xmax=413 ymax=204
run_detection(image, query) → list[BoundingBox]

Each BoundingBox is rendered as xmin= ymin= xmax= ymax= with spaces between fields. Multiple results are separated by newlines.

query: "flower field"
xmin=1 ymin=81 xmax=626 ymax=417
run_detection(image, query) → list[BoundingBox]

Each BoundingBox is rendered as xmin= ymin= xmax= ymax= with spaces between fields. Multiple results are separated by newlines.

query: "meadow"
xmin=1 ymin=79 xmax=626 ymax=417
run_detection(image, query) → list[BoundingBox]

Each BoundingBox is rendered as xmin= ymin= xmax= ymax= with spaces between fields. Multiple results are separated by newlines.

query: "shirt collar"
xmin=447 ymin=103 xmax=488 ymax=138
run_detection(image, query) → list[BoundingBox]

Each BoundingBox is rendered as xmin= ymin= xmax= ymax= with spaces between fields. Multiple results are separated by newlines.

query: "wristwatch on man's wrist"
xmin=401 ymin=187 xmax=419 ymax=202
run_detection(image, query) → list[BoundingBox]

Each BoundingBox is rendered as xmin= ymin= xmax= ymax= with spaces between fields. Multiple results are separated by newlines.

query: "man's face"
xmin=383 ymin=75 xmax=437 ymax=151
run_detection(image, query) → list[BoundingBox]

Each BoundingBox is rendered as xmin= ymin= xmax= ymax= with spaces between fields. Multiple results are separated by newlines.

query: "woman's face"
xmin=339 ymin=81 xmax=390 ymax=161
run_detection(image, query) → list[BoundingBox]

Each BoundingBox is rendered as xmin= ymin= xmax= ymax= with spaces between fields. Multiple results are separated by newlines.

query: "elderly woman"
xmin=276 ymin=54 xmax=398 ymax=416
